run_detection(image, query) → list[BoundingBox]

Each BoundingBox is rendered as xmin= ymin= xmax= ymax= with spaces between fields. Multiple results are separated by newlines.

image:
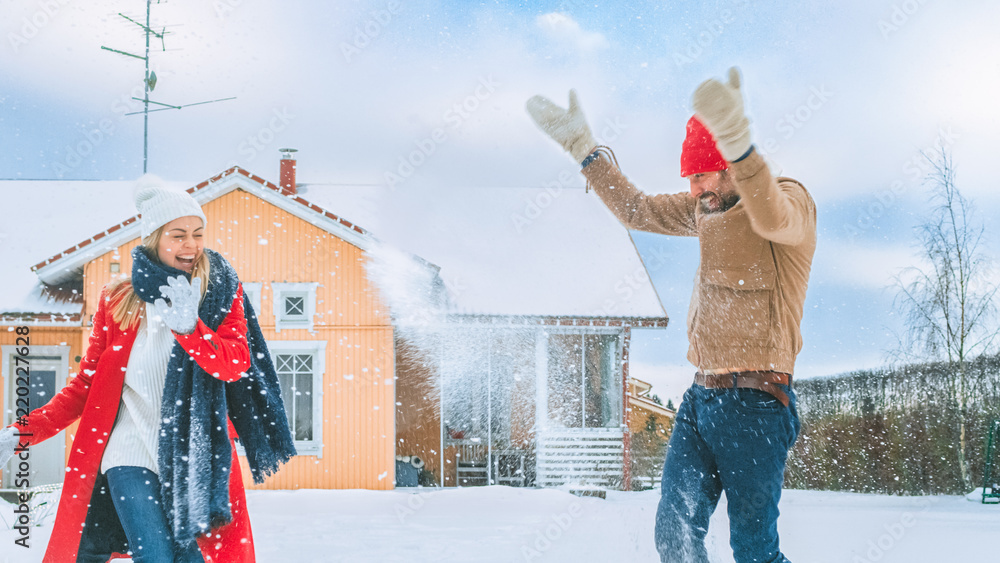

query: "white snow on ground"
xmin=2 ymin=486 xmax=999 ymax=562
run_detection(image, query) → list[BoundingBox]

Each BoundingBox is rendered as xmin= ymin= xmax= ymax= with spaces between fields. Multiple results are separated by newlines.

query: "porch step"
xmin=535 ymin=429 xmax=624 ymax=488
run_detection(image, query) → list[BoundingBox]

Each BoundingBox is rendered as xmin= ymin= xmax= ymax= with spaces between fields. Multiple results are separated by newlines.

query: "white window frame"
xmin=270 ymin=340 xmax=326 ymax=457
xmin=271 ymin=282 xmax=318 ymax=332
xmin=241 ymin=282 xmax=262 ymax=319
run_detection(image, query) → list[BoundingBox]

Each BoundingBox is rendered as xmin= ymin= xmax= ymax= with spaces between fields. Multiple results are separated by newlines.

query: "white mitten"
xmin=692 ymin=66 xmax=752 ymax=161
xmin=153 ymin=275 xmax=202 ymax=335
xmin=0 ymin=426 xmax=18 ymax=468
xmin=526 ymin=89 xmax=598 ymax=164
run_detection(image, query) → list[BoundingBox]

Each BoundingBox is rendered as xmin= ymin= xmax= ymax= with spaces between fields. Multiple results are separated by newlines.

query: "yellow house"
xmin=626 ymin=378 xmax=676 ymax=489
xmin=1 ymin=160 xmax=396 ymax=490
xmin=628 ymin=378 xmax=677 ymax=436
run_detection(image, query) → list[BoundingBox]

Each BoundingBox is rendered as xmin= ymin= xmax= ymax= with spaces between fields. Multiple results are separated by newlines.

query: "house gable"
xmin=31 ymin=167 xmax=377 ymax=287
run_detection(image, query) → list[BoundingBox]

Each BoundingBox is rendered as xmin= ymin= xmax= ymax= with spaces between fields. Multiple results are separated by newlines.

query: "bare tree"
xmin=891 ymin=148 xmax=1000 ymax=490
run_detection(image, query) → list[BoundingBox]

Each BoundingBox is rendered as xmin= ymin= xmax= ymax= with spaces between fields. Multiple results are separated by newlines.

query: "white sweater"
xmin=101 ymin=302 xmax=175 ymax=475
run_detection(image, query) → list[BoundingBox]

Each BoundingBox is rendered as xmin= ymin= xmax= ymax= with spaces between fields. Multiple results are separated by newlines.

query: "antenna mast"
xmin=101 ymin=0 xmax=235 ymax=173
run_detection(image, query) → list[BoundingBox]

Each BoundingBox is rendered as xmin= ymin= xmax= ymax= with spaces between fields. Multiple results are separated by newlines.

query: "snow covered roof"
xmin=0 ymin=167 xmax=667 ymax=321
xmin=298 ymin=182 xmax=667 ymax=318
xmin=1 ymin=180 xmax=148 ymax=319
xmin=25 ymin=168 xmax=375 ymax=286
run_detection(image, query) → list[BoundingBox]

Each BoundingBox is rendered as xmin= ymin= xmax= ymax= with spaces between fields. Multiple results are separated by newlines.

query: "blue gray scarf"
xmin=131 ymin=246 xmax=296 ymax=547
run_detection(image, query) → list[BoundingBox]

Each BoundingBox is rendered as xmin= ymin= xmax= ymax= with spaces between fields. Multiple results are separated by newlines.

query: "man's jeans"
xmin=655 ymin=383 xmax=800 ymax=563
xmin=84 ymin=466 xmax=204 ymax=563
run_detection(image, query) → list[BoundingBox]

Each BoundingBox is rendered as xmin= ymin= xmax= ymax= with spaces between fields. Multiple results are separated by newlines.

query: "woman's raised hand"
xmin=153 ymin=275 xmax=202 ymax=335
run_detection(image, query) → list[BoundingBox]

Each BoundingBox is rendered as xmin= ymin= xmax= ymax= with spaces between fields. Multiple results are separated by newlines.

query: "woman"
xmin=0 ymin=179 xmax=296 ymax=562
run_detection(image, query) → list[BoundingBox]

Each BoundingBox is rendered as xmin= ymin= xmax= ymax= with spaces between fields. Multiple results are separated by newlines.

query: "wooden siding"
xmin=239 ymin=326 xmax=395 ymax=490
xmin=394 ymin=336 xmax=442 ymax=485
xmin=628 ymin=399 xmax=675 ymax=438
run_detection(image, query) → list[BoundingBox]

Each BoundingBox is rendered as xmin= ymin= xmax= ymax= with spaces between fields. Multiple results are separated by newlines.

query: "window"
xmin=546 ymin=332 xmax=622 ymax=429
xmin=283 ymin=294 xmax=306 ymax=318
xmin=440 ymin=329 xmax=533 ymax=446
xmin=268 ymin=340 xmax=326 ymax=456
xmin=277 ymin=353 xmax=314 ymax=440
xmin=271 ymin=282 xmax=318 ymax=332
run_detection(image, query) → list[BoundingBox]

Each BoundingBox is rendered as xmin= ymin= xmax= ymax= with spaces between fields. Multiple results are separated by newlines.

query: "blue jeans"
xmin=655 ymin=383 xmax=800 ymax=563
xmin=101 ymin=466 xmax=204 ymax=563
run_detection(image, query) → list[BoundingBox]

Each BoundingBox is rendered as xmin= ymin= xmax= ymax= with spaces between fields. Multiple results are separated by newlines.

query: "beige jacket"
xmin=583 ymin=150 xmax=816 ymax=374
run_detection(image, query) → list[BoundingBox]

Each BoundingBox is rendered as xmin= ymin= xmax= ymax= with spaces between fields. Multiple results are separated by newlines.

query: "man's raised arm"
xmin=691 ymin=67 xmax=815 ymax=245
xmin=582 ymin=153 xmax=698 ymax=237
xmin=525 ymin=89 xmax=697 ymax=237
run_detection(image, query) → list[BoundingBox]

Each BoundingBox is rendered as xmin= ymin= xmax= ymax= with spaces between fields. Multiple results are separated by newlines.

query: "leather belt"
xmin=694 ymin=370 xmax=792 ymax=407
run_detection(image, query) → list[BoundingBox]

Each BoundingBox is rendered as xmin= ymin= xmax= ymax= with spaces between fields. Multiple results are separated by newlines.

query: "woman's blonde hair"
xmin=106 ymin=225 xmax=211 ymax=331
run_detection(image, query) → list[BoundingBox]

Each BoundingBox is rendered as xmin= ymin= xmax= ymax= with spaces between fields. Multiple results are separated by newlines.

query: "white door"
xmin=3 ymin=353 xmax=67 ymax=488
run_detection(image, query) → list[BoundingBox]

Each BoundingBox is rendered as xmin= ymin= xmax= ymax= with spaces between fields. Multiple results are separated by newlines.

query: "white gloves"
xmin=692 ymin=66 xmax=752 ymax=161
xmin=0 ymin=426 xmax=18 ymax=469
xmin=526 ymin=89 xmax=598 ymax=164
xmin=153 ymin=275 xmax=202 ymax=335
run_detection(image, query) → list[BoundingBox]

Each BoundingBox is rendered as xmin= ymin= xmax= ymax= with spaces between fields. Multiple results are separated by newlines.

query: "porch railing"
xmin=444 ymin=438 xmax=530 ymax=487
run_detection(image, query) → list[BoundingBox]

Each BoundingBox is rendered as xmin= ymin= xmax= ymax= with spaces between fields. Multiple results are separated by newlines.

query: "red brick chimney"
xmin=279 ymin=148 xmax=298 ymax=194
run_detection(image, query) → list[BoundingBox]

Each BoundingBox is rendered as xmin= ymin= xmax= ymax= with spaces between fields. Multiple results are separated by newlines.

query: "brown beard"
xmin=698 ymin=192 xmax=741 ymax=214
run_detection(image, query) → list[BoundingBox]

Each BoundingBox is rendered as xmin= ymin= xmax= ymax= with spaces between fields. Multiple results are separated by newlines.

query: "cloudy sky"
xmin=4 ymin=0 xmax=1000 ymax=404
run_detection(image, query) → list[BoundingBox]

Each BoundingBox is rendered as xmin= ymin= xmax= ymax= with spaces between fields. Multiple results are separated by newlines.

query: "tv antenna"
xmin=101 ymin=0 xmax=236 ymax=173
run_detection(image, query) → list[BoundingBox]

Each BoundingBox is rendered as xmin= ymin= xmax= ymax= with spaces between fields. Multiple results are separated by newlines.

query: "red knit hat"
xmin=680 ymin=115 xmax=727 ymax=177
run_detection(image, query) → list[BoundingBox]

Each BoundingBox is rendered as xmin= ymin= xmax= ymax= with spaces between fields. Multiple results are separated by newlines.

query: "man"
xmin=526 ymin=67 xmax=816 ymax=563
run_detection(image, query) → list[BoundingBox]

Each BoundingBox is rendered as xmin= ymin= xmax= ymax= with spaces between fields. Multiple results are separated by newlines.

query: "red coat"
xmin=13 ymin=282 xmax=255 ymax=562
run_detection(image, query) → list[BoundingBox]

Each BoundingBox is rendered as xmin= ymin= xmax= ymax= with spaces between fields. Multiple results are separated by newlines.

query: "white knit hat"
xmin=133 ymin=174 xmax=207 ymax=240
